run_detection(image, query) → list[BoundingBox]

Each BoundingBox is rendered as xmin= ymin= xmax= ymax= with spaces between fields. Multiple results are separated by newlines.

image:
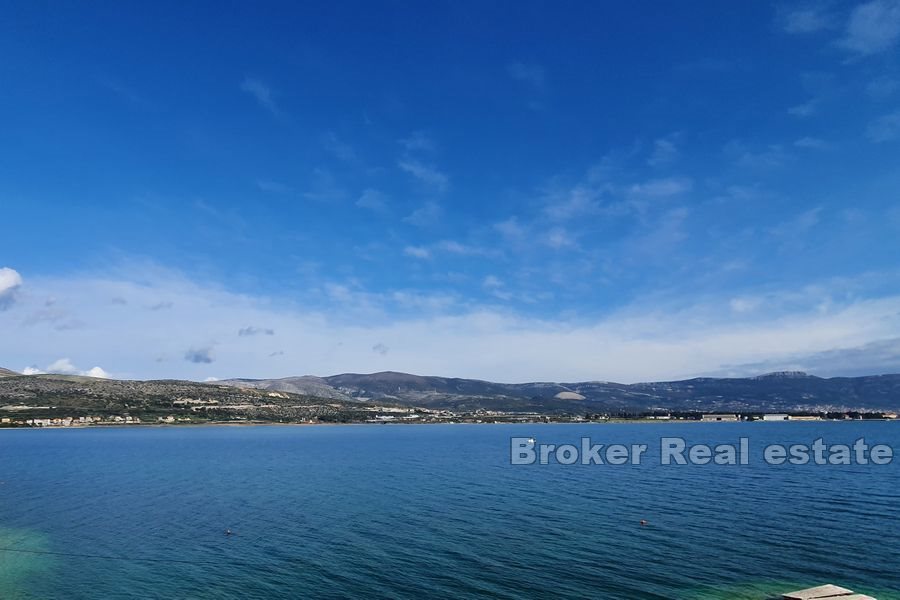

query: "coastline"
xmin=2 ymin=418 xmax=896 ymax=431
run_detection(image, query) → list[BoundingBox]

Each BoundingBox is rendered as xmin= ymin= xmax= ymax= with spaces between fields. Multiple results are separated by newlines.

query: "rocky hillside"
xmin=225 ymin=370 xmax=900 ymax=413
xmin=3 ymin=368 xmax=899 ymax=417
xmin=0 ymin=373 xmax=375 ymax=422
xmin=219 ymin=375 xmax=353 ymax=401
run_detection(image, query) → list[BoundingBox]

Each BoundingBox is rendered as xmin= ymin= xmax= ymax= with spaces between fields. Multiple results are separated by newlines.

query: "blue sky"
xmin=1 ymin=1 xmax=900 ymax=382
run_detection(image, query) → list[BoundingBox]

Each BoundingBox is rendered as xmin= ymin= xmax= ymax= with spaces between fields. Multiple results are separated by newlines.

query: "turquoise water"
xmin=1 ymin=422 xmax=898 ymax=599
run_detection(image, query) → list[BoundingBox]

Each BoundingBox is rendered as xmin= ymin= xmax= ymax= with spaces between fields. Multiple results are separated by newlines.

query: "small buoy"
xmin=639 ymin=520 xmax=648 ymax=526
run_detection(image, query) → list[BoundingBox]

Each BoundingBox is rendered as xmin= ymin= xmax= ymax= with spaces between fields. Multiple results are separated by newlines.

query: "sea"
xmin=1 ymin=422 xmax=898 ymax=599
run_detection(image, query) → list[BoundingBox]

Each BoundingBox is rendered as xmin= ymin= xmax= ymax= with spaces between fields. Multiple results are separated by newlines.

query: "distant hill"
xmin=0 ymin=372 xmax=375 ymax=422
xmin=224 ymin=370 xmax=900 ymax=413
xmin=218 ymin=375 xmax=354 ymax=401
xmin=3 ymin=367 xmax=900 ymax=417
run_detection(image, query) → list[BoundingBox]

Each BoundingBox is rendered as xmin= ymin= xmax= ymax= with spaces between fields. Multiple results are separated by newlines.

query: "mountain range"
xmin=2 ymin=368 xmax=899 ymax=418
xmin=219 ymin=370 xmax=900 ymax=413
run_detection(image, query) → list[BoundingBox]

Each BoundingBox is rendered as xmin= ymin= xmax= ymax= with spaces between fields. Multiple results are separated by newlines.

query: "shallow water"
xmin=1 ymin=422 xmax=898 ymax=599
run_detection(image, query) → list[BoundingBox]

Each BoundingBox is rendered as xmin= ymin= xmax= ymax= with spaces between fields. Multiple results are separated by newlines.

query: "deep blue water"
xmin=1 ymin=422 xmax=898 ymax=599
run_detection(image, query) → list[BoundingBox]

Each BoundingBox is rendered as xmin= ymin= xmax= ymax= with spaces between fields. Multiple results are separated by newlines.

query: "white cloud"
xmin=322 ymin=132 xmax=357 ymax=162
xmin=240 ymin=78 xmax=279 ymax=115
xmin=770 ymin=207 xmax=822 ymax=238
xmin=398 ymin=131 xmax=436 ymax=153
xmin=0 ymin=267 xmax=23 ymax=310
xmin=494 ymin=217 xmax=527 ymax=242
xmin=403 ymin=201 xmax=442 ymax=227
xmin=729 ymin=142 xmax=792 ymax=169
xmin=544 ymin=227 xmax=576 ymax=250
xmin=483 ymin=275 xmax=503 ymax=289
xmin=794 ymin=136 xmax=830 ymax=149
xmin=434 ymin=240 xmax=493 ymax=257
xmin=85 ymin=366 xmax=112 ymax=379
xmin=47 ymin=358 xmax=80 ymax=374
xmin=544 ymin=186 xmax=601 ymax=220
xmin=788 ymin=100 xmax=818 ymax=117
xmin=867 ymin=77 xmax=899 ymax=100
xmin=257 ymin=180 xmax=291 ymax=193
xmin=839 ymin=0 xmax=900 ymax=55
xmin=729 ymin=297 xmax=762 ymax=314
xmin=398 ymin=159 xmax=449 ymax=193
xmin=482 ymin=275 xmax=513 ymax=301
xmin=301 ymin=168 xmax=348 ymax=203
xmin=867 ymin=110 xmax=900 ymax=142
xmin=5 ymin=265 xmax=900 ymax=383
xmin=628 ymin=177 xmax=693 ymax=197
xmin=25 ymin=358 xmax=112 ymax=378
xmin=648 ymin=136 xmax=680 ymax=167
xmin=403 ymin=246 xmax=431 ymax=259
xmin=779 ymin=6 xmax=833 ymax=34
xmin=356 ymin=189 xmax=389 ymax=212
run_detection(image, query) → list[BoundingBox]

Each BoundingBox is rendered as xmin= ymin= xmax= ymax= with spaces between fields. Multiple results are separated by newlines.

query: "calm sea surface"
xmin=1 ymin=422 xmax=898 ymax=599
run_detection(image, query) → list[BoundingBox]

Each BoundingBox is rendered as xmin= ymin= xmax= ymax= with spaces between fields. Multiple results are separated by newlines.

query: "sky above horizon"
xmin=2 ymin=1 xmax=900 ymax=383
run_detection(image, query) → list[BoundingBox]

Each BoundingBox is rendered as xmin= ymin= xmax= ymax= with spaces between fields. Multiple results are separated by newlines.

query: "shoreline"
xmin=1 ymin=418 xmax=897 ymax=431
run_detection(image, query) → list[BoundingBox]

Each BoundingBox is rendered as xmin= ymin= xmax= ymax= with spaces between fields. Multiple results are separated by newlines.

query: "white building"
xmin=762 ymin=414 xmax=790 ymax=421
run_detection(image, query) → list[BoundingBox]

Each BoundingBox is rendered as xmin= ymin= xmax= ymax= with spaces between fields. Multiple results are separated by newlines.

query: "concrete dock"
xmin=781 ymin=584 xmax=876 ymax=600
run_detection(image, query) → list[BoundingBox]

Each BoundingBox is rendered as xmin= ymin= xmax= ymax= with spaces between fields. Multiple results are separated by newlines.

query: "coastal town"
xmin=2 ymin=408 xmax=897 ymax=428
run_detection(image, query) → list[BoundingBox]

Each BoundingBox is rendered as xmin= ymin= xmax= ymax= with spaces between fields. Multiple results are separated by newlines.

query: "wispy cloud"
xmin=0 ymin=267 xmax=22 ymax=311
xmin=544 ymin=226 xmax=577 ymax=250
xmin=402 ymin=240 xmax=495 ymax=260
xmin=788 ymin=99 xmax=818 ymax=117
xmin=839 ymin=0 xmax=900 ymax=55
xmin=7 ymin=265 xmax=900 ymax=382
xmin=728 ymin=142 xmax=792 ymax=169
xmin=482 ymin=275 xmax=513 ymax=301
xmin=22 ymin=306 xmax=84 ymax=331
xmin=434 ymin=240 xmax=492 ymax=257
xmin=794 ymin=136 xmax=831 ymax=150
xmin=399 ymin=131 xmax=436 ymax=153
xmin=398 ymin=159 xmax=449 ymax=193
xmin=544 ymin=186 xmax=601 ymax=221
xmin=648 ymin=134 xmax=680 ymax=167
xmin=322 ymin=132 xmax=357 ymax=162
xmin=240 ymin=77 xmax=282 ymax=116
xmin=866 ymin=110 xmax=900 ymax=142
xmin=356 ymin=188 xmax=389 ymax=212
xmin=403 ymin=245 xmax=431 ymax=259
xmin=778 ymin=5 xmax=834 ymax=34
xmin=257 ymin=180 xmax=292 ymax=193
xmin=301 ymin=168 xmax=348 ymax=202
xmin=494 ymin=217 xmax=528 ymax=243
xmin=768 ymin=207 xmax=822 ymax=248
xmin=403 ymin=201 xmax=443 ymax=227
xmin=628 ymin=177 xmax=693 ymax=198
xmin=867 ymin=76 xmax=900 ymax=100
